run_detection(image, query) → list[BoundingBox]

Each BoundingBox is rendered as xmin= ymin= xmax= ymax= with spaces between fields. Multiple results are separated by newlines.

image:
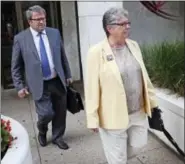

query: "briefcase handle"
xmin=67 ymin=82 xmax=74 ymax=88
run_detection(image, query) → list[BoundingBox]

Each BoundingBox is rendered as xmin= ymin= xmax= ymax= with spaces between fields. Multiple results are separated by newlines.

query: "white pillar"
xmin=77 ymin=2 xmax=123 ymax=82
xmin=60 ymin=2 xmax=81 ymax=81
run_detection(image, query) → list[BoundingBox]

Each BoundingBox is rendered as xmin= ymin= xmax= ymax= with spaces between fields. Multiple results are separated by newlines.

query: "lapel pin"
xmin=106 ymin=54 xmax=113 ymax=61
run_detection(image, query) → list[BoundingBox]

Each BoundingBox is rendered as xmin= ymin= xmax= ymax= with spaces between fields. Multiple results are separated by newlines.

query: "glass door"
xmin=1 ymin=1 xmax=18 ymax=89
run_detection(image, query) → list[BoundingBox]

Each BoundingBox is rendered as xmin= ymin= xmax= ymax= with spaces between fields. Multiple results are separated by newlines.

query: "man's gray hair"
xmin=26 ymin=5 xmax=46 ymax=20
xmin=102 ymin=7 xmax=128 ymax=36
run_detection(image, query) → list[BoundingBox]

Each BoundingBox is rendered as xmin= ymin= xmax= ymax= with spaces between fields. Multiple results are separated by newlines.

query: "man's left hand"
xmin=66 ymin=78 xmax=73 ymax=86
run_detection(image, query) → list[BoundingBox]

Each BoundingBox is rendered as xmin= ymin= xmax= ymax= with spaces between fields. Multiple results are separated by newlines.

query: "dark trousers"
xmin=35 ymin=76 xmax=67 ymax=141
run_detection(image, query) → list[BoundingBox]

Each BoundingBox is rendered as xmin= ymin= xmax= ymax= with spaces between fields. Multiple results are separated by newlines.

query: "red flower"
xmin=1 ymin=118 xmax=16 ymax=152
xmin=1 ymin=119 xmax=5 ymax=126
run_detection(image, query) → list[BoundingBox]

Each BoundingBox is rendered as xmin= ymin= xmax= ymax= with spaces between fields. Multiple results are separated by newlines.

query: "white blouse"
xmin=112 ymin=44 xmax=144 ymax=114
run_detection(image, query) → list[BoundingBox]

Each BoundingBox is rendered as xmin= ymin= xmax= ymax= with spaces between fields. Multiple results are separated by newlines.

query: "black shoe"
xmin=52 ymin=139 xmax=69 ymax=150
xmin=38 ymin=133 xmax=47 ymax=147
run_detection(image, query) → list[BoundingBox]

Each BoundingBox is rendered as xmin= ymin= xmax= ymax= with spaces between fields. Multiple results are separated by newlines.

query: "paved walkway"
xmin=1 ymin=83 xmax=184 ymax=164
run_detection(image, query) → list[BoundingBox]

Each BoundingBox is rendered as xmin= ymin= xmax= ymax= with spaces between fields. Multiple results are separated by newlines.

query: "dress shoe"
xmin=38 ymin=133 xmax=47 ymax=147
xmin=52 ymin=139 xmax=69 ymax=150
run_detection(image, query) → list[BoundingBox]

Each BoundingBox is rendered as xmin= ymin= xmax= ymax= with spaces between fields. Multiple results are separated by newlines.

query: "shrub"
xmin=141 ymin=41 xmax=184 ymax=96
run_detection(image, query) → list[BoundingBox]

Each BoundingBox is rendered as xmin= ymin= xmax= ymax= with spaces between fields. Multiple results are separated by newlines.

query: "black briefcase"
xmin=67 ymin=85 xmax=84 ymax=114
xmin=148 ymin=107 xmax=185 ymax=159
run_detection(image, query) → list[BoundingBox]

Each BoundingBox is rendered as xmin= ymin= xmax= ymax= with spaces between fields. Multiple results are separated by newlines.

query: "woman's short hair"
xmin=102 ymin=7 xmax=128 ymax=36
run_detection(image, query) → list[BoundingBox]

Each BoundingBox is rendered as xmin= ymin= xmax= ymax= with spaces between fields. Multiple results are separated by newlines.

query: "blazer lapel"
xmin=101 ymin=38 xmax=146 ymax=88
xmin=102 ymin=38 xmax=124 ymax=87
xmin=26 ymin=28 xmax=40 ymax=61
xmin=125 ymin=39 xmax=146 ymax=75
xmin=125 ymin=39 xmax=141 ymax=65
xmin=126 ymin=39 xmax=147 ymax=99
xmin=45 ymin=27 xmax=58 ymax=67
xmin=45 ymin=28 xmax=55 ymax=56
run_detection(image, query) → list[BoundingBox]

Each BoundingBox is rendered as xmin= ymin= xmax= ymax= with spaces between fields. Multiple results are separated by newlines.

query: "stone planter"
xmin=1 ymin=115 xmax=33 ymax=164
xmin=149 ymin=88 xmax=184 ymax=153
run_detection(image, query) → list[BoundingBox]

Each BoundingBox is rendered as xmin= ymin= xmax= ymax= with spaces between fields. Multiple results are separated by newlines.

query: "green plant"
xmin=141 ymin=41 xmax=184 ymax=96
xmin=1 ymin=119 xmax=13 ymax=159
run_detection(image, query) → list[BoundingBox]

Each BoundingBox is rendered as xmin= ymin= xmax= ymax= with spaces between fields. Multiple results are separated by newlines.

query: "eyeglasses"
xmin=108 ymin=21 xmax=131 ymax=27
xmin=30 ymin=18 xmax=46 ymax=22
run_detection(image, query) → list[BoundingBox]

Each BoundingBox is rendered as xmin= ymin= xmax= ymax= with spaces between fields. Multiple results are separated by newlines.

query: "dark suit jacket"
xmin=11 ymin=27 xmax=71 ymax=100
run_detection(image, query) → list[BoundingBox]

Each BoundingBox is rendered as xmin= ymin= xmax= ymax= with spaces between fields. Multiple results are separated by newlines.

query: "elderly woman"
xmin=85 ymin=7 xmax=158 ymax=164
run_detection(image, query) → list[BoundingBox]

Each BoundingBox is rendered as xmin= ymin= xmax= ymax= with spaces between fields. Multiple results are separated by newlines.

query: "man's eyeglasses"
xmin=108 ymin=21 xmax=131 ymax=27
xmin=30 ymin=18 xmax=46 ymax=22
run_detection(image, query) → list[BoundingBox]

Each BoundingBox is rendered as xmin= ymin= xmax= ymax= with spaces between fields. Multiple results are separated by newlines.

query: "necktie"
xmin=38 ymin=32 xmax=51 ymax=78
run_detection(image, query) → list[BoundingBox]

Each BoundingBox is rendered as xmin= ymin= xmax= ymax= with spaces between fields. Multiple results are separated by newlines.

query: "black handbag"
xmin=148 ymin=107 xmax=163 ymax=131
xmin=148 ymin=107 xmax=185 ymax=159
xmin=67 ymin=85 xmax=84 ymax=114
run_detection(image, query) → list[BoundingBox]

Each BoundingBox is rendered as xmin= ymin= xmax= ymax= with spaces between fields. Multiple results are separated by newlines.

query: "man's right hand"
xmin=18 ymin=88 xmax=29 ymax=98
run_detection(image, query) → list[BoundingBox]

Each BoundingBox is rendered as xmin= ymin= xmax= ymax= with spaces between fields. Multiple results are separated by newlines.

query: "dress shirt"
xmin=30 ymin=27 xmax=56 ymax=80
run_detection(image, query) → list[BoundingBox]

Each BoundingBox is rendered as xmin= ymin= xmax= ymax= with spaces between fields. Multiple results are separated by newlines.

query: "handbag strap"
xmin=161 ymin=125 xmax=185 ymax=159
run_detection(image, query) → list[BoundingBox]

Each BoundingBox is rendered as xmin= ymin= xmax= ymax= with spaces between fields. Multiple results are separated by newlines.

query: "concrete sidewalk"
xmin=1 ymin=83 xmax=184 ymax=164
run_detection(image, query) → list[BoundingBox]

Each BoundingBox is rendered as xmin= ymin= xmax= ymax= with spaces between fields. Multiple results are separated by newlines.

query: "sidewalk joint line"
xmin=27 ymin=97 xmax=42 ymax=164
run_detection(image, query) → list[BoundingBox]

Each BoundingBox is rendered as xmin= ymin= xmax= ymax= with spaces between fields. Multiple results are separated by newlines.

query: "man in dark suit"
xmin=11 ymin=5 xmax=72 ymax=150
